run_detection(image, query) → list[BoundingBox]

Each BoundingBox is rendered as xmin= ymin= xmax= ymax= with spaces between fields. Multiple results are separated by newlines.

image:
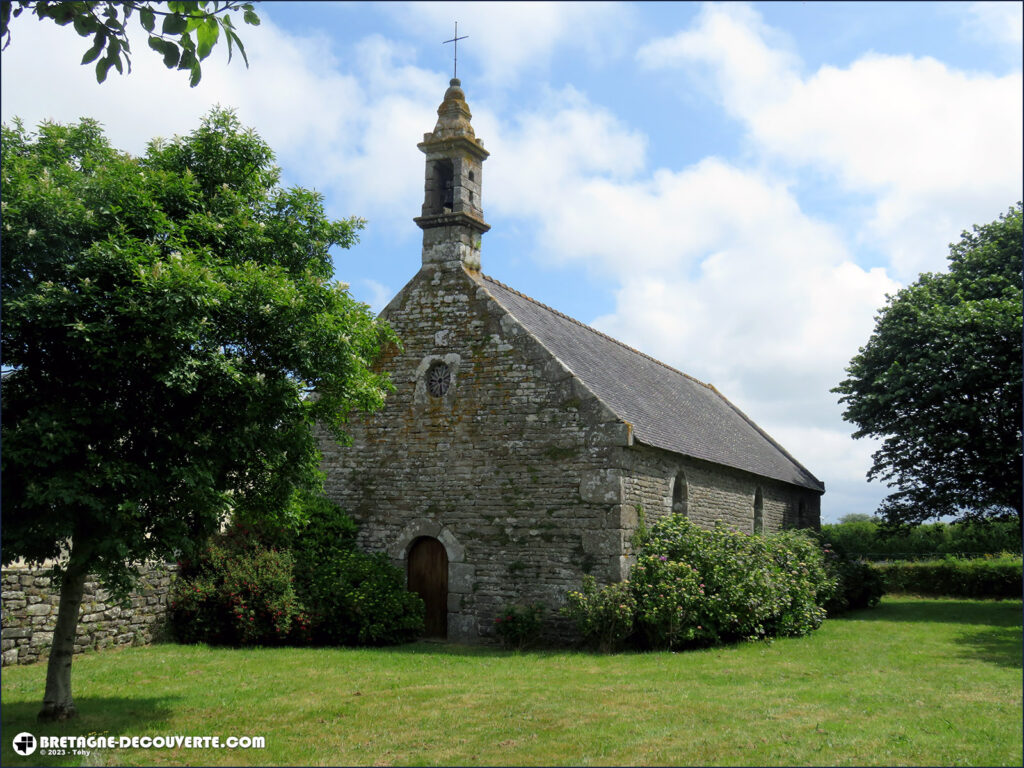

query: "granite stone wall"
xmin=1 ymin=564 xmax=175 ymax=666
xmin=620 ymin=442 xmax=822 ymax=535
xmin=320 ymin=263 xmax=632 ymax=643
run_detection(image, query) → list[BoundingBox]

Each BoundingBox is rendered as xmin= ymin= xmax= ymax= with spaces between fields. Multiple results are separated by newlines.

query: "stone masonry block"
xmin=437 ymin=527 xmax=466 ymax=563
xmin=449 ymin=562 xmax=475 ymax=593
xmin=579 ymin=469 xmax=623 ymax=505
xmin=581 ymin=530 xmax=621 ymax=557
xmin=605 ymin=504 xmax=638 ymax=530
xmin=586 ymin=421 xmax=633 ymax=448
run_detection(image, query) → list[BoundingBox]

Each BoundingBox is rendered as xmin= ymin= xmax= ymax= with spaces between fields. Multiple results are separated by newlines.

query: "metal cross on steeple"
xmin=442 ymin=22 xmax=467 ymax=79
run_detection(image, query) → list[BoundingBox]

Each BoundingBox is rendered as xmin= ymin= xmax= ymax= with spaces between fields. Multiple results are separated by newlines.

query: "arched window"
xmin=672 ymin=471 xmax=688 ymax=517
xmin=753 ymin=487 xmax=764 ymax=534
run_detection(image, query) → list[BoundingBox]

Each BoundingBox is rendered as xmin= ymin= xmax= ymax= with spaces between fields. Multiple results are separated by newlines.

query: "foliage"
xmin=289 ymin=493 xmax=423 ymax=646
xmin=172 ymin=495 xmax=424 ymax=647
xmin=561 ymin=575 xmax=636 ymax=652
xmin=873 ymin=554 xmax=1023 ymax=599
xmin=565 ymin=516 xmax=837 ymax=651
xmin=294 ymin=548 xmax=425 ymax=647
xmin=834 ymin=203 xmax=1023 ymax=527
xmin=493 ymin=603 xmax=545 ymax=650
xmin=639 ymin=516 xmax=834 ymax=644
xmin=821 ymin=554 xmax=886 ymax=615
xmin=1 ymin=108 xmax=392 ymax=591
xmin=1 ymin=1 xmax=260 ymax=86
xmin=0 ymin=111 xmax=393 ymax=717
xmin=169 ymin=527 xmax=307 ymax=646
xmin=821 ymin=518 xmax=1022 ymax=560
xmin=629 ymin=554 xmax=710 ymax=649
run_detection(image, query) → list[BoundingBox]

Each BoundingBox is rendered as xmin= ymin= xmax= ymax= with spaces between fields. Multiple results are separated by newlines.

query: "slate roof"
xmin=478 ymin=274 xmax=824 ymax=493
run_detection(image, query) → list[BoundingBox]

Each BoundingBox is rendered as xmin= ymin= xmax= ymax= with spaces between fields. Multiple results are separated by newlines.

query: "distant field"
xmin=2 ymin=596 xmax=1021 ymax=767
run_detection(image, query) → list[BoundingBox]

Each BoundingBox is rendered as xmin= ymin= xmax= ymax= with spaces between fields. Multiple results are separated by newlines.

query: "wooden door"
xmin=407 ymin=537 xmax=448 ymax=638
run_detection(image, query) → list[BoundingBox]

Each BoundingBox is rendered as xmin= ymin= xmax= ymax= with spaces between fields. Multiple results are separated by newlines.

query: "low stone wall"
xmin=1 ymin=564 xmax=176 ymax=666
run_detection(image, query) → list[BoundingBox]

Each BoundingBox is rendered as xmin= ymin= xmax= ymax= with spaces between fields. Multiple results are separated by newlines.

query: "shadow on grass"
xmin=955 ymin=624 xmax=1023 ymax=669
xmin=382 ymin=640 xmax=563 ymax=658
xmin=0 ymin=696 xmax=179 ymax=767
xmin=842 ymin=598 xmax=1023 ymax=626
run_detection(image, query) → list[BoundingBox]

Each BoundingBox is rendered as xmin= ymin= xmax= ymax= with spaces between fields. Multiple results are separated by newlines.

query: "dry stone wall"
xmin=1 ymin=564 xmax=175 ymax=666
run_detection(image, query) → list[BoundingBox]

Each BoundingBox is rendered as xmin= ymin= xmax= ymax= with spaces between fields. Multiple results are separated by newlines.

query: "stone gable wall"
xmin=1 ymin=564 xmax=175 ymax=666
xmin=320 ymin=265 xmax=632 ymax=643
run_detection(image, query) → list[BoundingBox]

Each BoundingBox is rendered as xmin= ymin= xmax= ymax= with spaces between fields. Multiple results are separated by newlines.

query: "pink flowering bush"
xmin=639 ymin=516 xmax=835 ymax=645
xmin=170 ymin=527 xmax=306 ymax=646
xmin=171 ymin=494 xmax=423 ymax=647
xmin=563 ymin=515 xmax=837 ymax=651
xmin=561 ymin=575 xmax=636 ymax=652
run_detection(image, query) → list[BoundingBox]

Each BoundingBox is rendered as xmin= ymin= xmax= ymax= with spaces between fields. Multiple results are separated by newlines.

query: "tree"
xmin=0 ymin=1 xmax=260 ymax=86
xmin=837 ymin=513 xmax=876 ymax=524
xmin=1 ymin=109 xmax=396 ymax=720
xmin=834 ymin=203 xmax=1023 ymax=529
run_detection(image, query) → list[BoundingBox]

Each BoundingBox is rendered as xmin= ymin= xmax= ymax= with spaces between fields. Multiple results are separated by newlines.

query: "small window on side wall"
xmin=753 ymin=487 xmax=764 ymax=534
xmin=672 ymin=471 xmax=688 ymax=517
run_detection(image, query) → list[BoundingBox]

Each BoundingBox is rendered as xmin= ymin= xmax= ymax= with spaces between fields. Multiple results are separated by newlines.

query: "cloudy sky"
xmin=3 ymin=1 xmax=1021 ymax=521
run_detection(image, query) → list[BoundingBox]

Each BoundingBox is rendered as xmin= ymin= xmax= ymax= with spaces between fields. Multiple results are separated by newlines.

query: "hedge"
xmin=872 ymin=555 xmax=1022 ymax=599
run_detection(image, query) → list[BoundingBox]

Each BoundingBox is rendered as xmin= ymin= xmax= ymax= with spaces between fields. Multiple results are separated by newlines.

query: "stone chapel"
xmin=320 ymin=78 xmax=825 ymax=643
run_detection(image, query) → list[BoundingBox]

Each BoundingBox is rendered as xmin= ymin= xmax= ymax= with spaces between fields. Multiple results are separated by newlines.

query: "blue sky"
xmin=2 ymin=2 xmax=1021 ymax=522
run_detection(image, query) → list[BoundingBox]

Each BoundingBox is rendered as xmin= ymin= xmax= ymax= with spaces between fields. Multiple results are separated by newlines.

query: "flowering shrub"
xmin=639 ymin=517 xmax=834 ymax=644
xmin=171 ymin=495 xmax=424 ymax=647
xmin=170 ymin=532 xmax=306 ymax=646
xmin=562 ymin=575 xmax=636 ymax=651
xmin=294 ymin=549 xmax=424 ymax=646
xmin=564 ymin=515 xmax=838 ymax=651
xmin=630 ymin=554 xmax=711 ymax=649
xmin=493 ymin=603 xmax=545 ymax=650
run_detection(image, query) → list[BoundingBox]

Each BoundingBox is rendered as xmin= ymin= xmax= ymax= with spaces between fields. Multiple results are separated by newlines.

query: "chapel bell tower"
xmin=414 ymin=78 xmax=490 ymax=271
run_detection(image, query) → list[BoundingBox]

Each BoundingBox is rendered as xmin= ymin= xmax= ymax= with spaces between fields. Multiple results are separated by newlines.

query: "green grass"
xmin=2 ymin=596 xmax=1020 ymax=766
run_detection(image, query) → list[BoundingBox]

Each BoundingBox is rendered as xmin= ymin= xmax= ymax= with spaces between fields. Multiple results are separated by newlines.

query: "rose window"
xmin=427 ymin=363 xmax=451 ymax=397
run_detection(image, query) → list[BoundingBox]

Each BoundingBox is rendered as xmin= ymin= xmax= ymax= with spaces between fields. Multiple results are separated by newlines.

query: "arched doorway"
xmin=407 ymin=537 xmax=448 ymax=638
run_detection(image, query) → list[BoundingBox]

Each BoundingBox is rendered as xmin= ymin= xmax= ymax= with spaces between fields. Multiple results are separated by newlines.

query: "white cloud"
xmin=636 ymin=2 xmax=800 ymax=113
xmin=585 ymin=163 xmax=899 ymax=429
xmin=385 ymin=1 xmax=634 ymax=88
xmin=961 ymin=1 xmax=1024 ymax=49
xmin=638 ymin=2 xmax=1023 ymax=282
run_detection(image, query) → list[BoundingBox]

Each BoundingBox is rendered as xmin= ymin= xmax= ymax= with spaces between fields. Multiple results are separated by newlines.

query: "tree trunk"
xmin=38 ymin=542 xmax=91 ymax=722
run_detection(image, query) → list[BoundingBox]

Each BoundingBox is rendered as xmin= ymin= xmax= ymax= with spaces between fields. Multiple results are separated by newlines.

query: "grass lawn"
xmin=1 ymin=596 xmax=1020 ymax=767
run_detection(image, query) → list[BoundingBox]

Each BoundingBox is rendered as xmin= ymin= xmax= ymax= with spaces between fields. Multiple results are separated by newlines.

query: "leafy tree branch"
xmin=1 ymin=1 xmax=261 ymax=86
xmin=834 ymin=203 xmax=1023 ymax=529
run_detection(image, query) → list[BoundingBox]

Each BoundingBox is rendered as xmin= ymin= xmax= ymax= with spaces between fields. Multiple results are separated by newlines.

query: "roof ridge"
xmin=481 ymin=273 xmax=716 ymax=392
